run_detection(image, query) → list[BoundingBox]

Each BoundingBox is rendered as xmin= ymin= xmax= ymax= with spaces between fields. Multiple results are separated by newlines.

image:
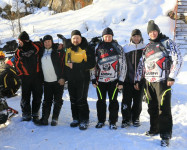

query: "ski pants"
xmin=96 ymin=80 xmax=119 ymax=124
xmin=21 ymin=74 xmax=43 ymax=118
xmin=42 ymin=81 xmax=64 ymax=121
xmin=68 ymin=79 xmax=90 ymax=122
xmin=144 ymin=80 xmax=173 ymax=139
xmin=121 ymin=82 xmax=143 ymax=122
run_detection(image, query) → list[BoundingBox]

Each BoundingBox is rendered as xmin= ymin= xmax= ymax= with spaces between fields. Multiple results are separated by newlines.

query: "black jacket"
xmin=15 ymin=41 xmax=42 ymax=76
xmin=64 ymin=37 xmax=96 ymax=81
xmin=123 ymin=42 xmax=145 ymax=83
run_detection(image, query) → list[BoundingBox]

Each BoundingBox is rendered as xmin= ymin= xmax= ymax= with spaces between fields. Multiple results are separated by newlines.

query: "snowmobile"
xmin=0 ymin=94 xmax=18 ymax=125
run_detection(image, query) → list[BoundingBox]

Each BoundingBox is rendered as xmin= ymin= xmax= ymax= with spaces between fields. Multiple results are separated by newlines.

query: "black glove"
xmin=92 ymin=79 xmax=97 ymax=85
xmin=57 ymin=34 xmax=66 ymax=41
xmin=90 ymin=36 xmax=101 ymax=46
xmin=118 ymin=81 xmax=123 ymax=85
xmin=63 ymin=39 xmax=72 ymax=48
xmin=167 ymin=77 xmax=175 ymax=82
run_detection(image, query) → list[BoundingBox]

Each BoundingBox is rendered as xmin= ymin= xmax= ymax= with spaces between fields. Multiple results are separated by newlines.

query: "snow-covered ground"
xmin=0 ymin=0 xmax=187 ymax=149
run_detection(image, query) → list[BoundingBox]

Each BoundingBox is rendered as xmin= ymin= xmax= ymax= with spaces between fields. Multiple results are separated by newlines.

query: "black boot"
xmin=22 ymin=114 xmax=31 ymax=121
xmin=32 ymin=116 xmax=40 ymax=123
xmin=79 ymin=121 xmax=89 ymax=130
xmin=145 ymin=130 xmax=159 ymax=136
xmin=70 ymin=120 xmax=79 ymax=127
xmin=133 ymin=119 xmax=141 ymax=127
xmin=161 ymin=139 xmax=169 ymax=147
xmin=51 ymin=119 xmax=58 ymax=126
xmin=95 ymin=122 xmax=105 ymax=128
xmin=51 ymin=100 xmax=63 ymax=126
xmin=35 ymin=118 xmax=48 ymax=125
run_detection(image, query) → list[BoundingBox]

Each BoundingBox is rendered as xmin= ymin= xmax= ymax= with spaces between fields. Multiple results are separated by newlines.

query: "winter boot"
xmin=51 ymin=119 xmax=58 ymax=126
xmin=121 ymin=120 xmax=131 ymax=128
xmin=161 ymin=138 xmax=170 ymax=147
xmin=70 ymin=120 xmax=79 ymax=127
xmin=110 ymin=123 xmax=117 ymax=130
xmin=145 ymin=130 xmax=159 ymax=136
xmin=21 ymin=115 xmax=31 ymax=121
xmin=133 ymin=119 xmax=141 ymax=127
xmin=32 ymin=116 xmax=39 ymax=123
xmin=95 ymin=122 xmax=105 ymax=128
xmin=35 ymin=118 xmax=48 ymax=126
xmin=79 ymin=121 xmax=89 ymax=130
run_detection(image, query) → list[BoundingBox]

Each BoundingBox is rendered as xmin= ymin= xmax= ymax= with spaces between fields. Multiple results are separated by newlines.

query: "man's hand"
xmin=58 ymin=44 xmax=63 ymax=50
xmin=167 ymin=81 xmax=174 ymax=86
xmin=134 ymin=83 xmax=140 ymax=90
xmin=58 ymin=79 xmax=65 ymax=85
xmin=117 ymin=85 xmax=123 ymax=90
xmin=67 ymin=63 xmax=73 ymax=69
xmin=116 ymin=83 xmax=123 ymax=90
xmin=92 ymin=79 xmax=98 ymax=88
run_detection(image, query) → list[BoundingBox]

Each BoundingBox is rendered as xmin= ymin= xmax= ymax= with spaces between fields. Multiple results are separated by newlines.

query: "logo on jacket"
xmin=110 ymin=48 xmax=113 ymax=51
xmin=147 ymin=61 xmax=156 ymax=70
xmin=103 ymin=63 xmax=111 ymax=71
xmin=156 ymin=44 xmax=160 ymax=48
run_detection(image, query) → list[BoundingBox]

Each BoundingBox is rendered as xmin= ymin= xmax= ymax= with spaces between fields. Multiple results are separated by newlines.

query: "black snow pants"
xmin=144 ymin=80 xmax=173 ymax=139
xmin=21 ymin=74 xmax=43 ymax=118
xmin=96 ymin=80 xmax=119 ymax=124
xmin=121 ymin=82 xmax=143 ymax=122
xmin=41 ymin=81 xmax=64 ymax=121
xmin=68 ymin=79 xmax=90 ymax=123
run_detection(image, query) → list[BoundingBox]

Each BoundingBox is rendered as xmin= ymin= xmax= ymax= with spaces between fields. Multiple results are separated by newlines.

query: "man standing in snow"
xmin=63 ymin=30 xmax=95 ymax=130
xmin=91 ymin=27 xmax=127 ymax=130
xmin=135 ymin=20 xmax=183 ymax=147
xmin=121 ymin=29 xmax=146 ymax=128
xmin=15 ymin=31 xmax=43 ymax=122
xmin=36 ymin=35 xmax=65 ymax=126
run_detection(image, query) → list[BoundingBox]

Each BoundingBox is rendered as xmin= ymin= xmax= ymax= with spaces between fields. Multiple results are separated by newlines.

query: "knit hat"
xmin=131 ymin=29 xmax=142 ymax=36
xmin=147 ymin=20 xmax=160 ymax=34
xmin=130 ymin=29 xmax=143 ymax=43
xmin=18 ymin=31 xmax=29 ymax=41
xmin=43 ymin=35 xmax=53 ymax=43
xmin=102 ymin=27 xmax=114 ymax=36
xmin=71 ymin=30 xmax=81 ymax=37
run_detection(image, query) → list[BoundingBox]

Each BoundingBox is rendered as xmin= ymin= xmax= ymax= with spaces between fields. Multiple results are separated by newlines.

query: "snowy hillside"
xmin=0 ymin=0 xmax=177 ymax=46
xmin=1 ymin=0 xmax=187 ymax=150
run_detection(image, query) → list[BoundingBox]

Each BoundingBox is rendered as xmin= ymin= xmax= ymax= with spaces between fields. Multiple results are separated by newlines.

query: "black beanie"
xmin=71 ymin=30 xmax=81 ymax=37
xmin=102 ymin=27 xmax=114 ymax=36
xmin=130 ymin=29 xmax=143 ymax=43
xmin=18 ymin=31 xmax=29 ymax=41
xmin=147 ymin=20 xmax=160 ymax=34
xmin=43 ymin=35 xmax=53 ymax=43
xmin=131 ymin=29 xmax=142 ymax=36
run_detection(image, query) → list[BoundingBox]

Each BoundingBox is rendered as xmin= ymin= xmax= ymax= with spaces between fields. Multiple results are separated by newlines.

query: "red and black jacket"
xmin=15 ymin=41 xmax=42 ymax=76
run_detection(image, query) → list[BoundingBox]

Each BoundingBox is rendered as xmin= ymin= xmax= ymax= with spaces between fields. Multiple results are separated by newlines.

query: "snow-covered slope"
xmin=0 ymin=0 xmax=176 ymax=45
xmin=1 ymin=0 xmax=187 ymax=150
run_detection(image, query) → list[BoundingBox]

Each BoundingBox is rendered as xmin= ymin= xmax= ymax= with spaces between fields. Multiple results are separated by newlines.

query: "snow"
xmin=0 ymin=0 xmax=187 ymax=149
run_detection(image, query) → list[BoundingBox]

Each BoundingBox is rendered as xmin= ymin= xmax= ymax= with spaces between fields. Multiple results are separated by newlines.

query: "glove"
xmin=57 ymin=34 xmax=66 ymax=41
xmin=92 ymin=79 xmax=97 ymax=85
xmin=63 ymin=39 xmax=72 ymax=48
xmin=118 ymin=81 xmax=123 ymax=85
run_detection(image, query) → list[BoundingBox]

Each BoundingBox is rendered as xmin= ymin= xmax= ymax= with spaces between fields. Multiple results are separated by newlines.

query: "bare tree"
xmin=14 ymin=0 xmax=23 ymax=34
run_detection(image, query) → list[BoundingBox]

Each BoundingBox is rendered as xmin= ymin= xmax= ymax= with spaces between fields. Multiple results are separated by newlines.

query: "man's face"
xmin=131 ymin=35 xmax=141 ymax=44
xmin=149 ymin=30 xmax=158 ymax=40
xmin=44 ymin=40 xmax=52 ymax=49
xmin=71 ymin=35 xmax=82 ymax=46
xmin=103 ymin=34 xmax=113 ymax=43
xmin=18 ymin=40 xmax=24 ymax=47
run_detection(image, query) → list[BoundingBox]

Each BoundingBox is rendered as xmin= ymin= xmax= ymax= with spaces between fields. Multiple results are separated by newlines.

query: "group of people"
xmin=11 ymin=20 xmax=183 ymax=147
